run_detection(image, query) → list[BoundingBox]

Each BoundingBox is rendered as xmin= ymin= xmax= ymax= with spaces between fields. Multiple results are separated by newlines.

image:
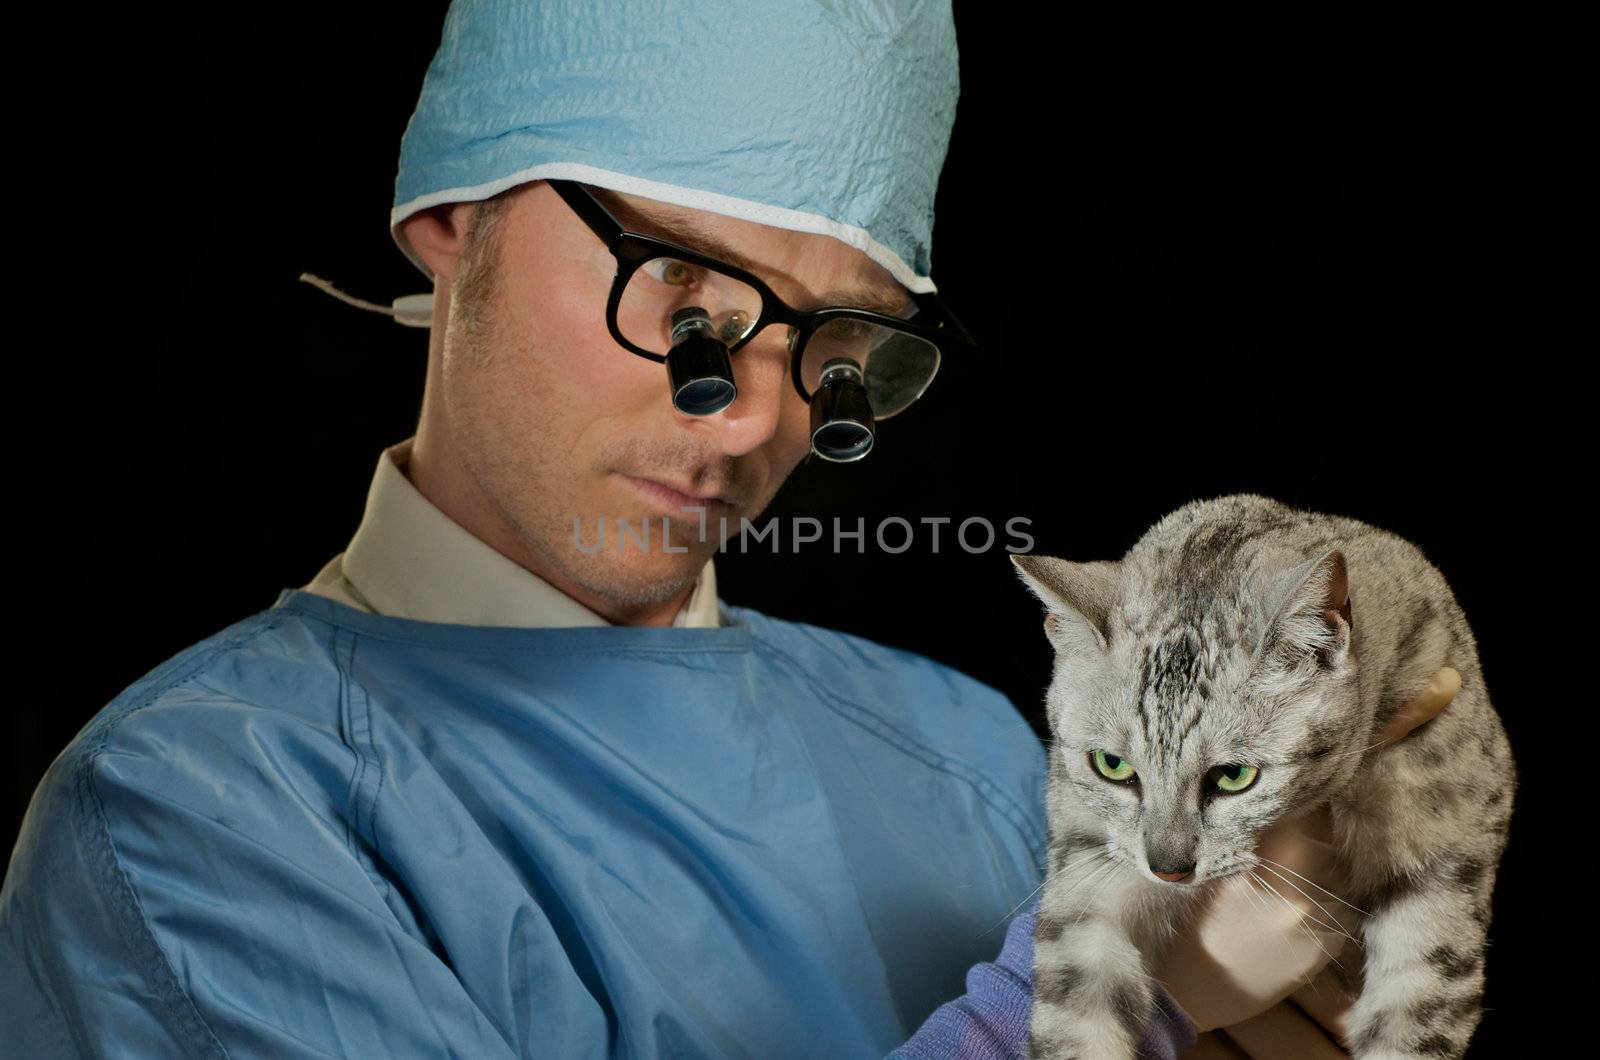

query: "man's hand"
xmin=1157 ymin=667 xmax=1462 ymax=1057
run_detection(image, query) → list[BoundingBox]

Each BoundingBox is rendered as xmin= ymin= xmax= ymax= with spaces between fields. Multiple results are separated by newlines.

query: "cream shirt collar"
xmin=300 ymin=437 xmax=722 ymax=629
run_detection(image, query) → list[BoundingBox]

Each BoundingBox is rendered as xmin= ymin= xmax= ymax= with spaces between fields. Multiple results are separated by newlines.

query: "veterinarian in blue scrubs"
xmin=0 ymin=3 xmax=1429 ymax=1056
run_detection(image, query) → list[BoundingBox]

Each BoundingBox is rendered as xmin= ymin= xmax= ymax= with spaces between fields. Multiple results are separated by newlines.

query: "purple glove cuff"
xmin=888 ymin=898 xmax=1198 ymax=1059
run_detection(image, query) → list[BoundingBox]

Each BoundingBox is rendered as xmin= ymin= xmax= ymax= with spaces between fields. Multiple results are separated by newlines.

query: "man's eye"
xmin=642 ymin=258 xmax=705 ymax=287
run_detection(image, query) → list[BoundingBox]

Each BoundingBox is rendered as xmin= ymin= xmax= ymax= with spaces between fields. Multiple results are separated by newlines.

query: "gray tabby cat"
xmin=1011 ymin=493 xmax=1512 ymax=1060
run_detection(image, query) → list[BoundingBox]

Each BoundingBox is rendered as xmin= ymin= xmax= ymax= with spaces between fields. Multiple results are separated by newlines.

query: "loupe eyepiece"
xmin=809 ymin=357 xmax=875 ymax=462
xmin=666 ymin=306 xmax=737 ymax=416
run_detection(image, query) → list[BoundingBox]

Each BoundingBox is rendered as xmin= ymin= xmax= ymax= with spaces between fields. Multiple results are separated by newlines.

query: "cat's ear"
xmin=1260 ymin=548 xmax=1353 ymax=671
xmin=1010 ymin=554 xmax=1122 ymax=653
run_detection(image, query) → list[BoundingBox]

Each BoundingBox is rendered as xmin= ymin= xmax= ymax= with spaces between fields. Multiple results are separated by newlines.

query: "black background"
xmin=11 ymin=4 xmax=1569 ymax=1055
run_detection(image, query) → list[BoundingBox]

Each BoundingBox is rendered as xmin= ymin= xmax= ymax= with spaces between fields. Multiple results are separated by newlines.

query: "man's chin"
xmin=560 ymin=544 xmax=713 ymax=610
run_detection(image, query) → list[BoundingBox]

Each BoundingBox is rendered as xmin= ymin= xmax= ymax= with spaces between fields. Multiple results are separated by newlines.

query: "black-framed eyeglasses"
xmin=546 ymin=179 xmax=981 ymax=421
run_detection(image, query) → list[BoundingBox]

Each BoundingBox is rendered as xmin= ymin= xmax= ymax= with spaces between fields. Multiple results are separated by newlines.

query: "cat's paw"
xmin=1026 ymin=1009 xmax=1139 ymax=1060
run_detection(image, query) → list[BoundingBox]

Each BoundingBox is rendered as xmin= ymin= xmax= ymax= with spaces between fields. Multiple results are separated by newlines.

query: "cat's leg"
xmin=1346 ymin=853 xmax=1499 ymax=1060
xmin=1027 ymin=845 xmax=1155 ymax=1060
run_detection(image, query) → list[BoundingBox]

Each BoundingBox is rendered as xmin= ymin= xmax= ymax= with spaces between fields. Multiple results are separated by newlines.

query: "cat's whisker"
xmin=1250 ymin=866 xmax=1342 ymax=936
xmin=1236 ymin=871 xmax=1275 ymax=918
xmin=1246 ymin=871 xmax=1323 ymax=973
xmin=1255 ymin=855 xmax=1370 ymax=917
xmin=1240 ymin=875 xmax=1273 ymax=925
xmin=1054 ymin=858 xmax=1122 ymax=918
xmin=980 ymin=850 xmax=1113 ymax=938
xmin=1250 ymin=870 xmax=1347 ymax=975
xmin=1258 ymin=870 xmax=1354 ymax=974
xmin=982 ymin=880 xmax=1047 ymax=938
xmin=1013 ymin=856 xmax=1123 ymax=941
xmin=1322 ymin=735 xmax=1399 ymax=762
xmin=1077 ymin=858 xmax=1127 ymax=920
xmin=1052 ymin=850 xmax=1114 ymax=896
xmin=1254 ymin=871 xmax=1369 ymax=947
xmin=1254 ymin=863 xmax=1363 ymax=948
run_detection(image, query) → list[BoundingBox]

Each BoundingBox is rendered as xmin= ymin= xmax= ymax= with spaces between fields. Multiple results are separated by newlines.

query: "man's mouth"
xmin=619 ymin=474 xmax=738 ymax=514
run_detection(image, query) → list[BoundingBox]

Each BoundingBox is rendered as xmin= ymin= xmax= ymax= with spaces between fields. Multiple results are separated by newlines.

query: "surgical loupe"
xmin=667 ymin=307 xmax=875 ymax=462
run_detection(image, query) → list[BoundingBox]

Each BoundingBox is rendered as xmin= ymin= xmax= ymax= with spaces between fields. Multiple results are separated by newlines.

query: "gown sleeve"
xmin=885 ymin=896 xmax=1199 ymax=1060
xmin=0 ymin=695 xmax=520 ymax=1059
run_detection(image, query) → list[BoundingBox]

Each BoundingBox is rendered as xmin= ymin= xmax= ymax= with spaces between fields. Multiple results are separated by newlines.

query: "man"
xmin=0 ymin=2 xmax=1450 ymax=1056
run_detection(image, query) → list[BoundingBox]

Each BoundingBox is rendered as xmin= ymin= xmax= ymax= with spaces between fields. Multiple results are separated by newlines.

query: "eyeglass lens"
xmin=617 ymin=255 xmax=940 ymax=418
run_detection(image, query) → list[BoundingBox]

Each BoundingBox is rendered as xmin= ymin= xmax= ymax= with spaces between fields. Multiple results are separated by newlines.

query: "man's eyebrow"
xmin=608 ymin=197 xmax=914 ymax=316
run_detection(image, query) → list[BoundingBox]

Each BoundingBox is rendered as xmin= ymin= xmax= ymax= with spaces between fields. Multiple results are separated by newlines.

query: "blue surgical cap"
xmin=392 ymin=0 xmax=960 ymax=295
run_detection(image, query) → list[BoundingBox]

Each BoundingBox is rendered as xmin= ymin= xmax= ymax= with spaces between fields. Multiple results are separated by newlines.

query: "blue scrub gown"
xmin=1 ymin=589 xmax=1047 ymax=1058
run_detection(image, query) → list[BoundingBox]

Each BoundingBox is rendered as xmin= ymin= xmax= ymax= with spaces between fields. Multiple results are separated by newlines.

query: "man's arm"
xmin=887 ymin=898 xmax=1197 ymax=1060
xmin=0 ymin=695 xmax=519 ymax=1059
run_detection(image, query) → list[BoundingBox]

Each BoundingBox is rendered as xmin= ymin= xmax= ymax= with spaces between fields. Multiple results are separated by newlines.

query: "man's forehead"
xmin=588 ymin=186 xmax=913 ymax=316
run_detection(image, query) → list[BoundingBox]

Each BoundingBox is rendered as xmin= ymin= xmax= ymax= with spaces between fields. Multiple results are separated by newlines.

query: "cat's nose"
xmin=1146 ymin=836 xmax=1198 ymax=881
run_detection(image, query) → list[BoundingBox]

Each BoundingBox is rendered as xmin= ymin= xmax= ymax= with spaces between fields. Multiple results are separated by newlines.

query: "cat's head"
xmin=1012 ymin=545 xmax=1365 ymax=888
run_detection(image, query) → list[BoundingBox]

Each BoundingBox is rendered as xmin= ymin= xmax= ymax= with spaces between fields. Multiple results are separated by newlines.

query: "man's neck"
xmin=405 ymin=432 xmax=695 ymax=628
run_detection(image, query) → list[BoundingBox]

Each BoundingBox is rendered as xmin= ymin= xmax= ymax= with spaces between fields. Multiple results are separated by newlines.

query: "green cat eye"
xmin=1208 ymin=763 xmax=1259 ymax=794
xmin=1090 ymin=749 xmax=1138 ymax=784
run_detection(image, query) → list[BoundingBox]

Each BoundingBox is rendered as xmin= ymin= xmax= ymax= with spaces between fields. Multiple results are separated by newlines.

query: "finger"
xmin=1255 ymin=805 xmax=1333 ymax=863
xmin=1224 ymin=998 xmax=1350 ymax=1059
xmin=1375 ymin=666 xmax=1460 ymax=743
xmin=1180 ymin=1031 xmax=1252 ymax=1059
xmin=1288 ymin=956 xmax=1359 ymax=1047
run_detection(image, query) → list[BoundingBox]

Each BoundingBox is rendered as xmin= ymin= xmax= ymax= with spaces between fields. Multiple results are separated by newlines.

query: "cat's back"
xmin=1132 ymin=493 xmax=1485 ymax=722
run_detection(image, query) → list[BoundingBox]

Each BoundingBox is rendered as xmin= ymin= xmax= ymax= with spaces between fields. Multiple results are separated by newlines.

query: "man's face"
xmin=423 ymin=180 xmax=908 ymax=617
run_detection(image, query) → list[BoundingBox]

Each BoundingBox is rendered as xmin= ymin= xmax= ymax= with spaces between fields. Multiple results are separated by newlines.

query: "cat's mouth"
xmin=1145 ymin=868 xmax=1211 ymax=889
xmin=1186 ymin=861 xmax=1261 ymax=891
xmin=1115 ymin=846 xmax=1225 ymax=888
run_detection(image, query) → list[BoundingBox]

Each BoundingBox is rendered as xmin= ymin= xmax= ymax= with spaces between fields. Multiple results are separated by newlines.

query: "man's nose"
xmin=685 ymin=332 xmax=790 ymax=458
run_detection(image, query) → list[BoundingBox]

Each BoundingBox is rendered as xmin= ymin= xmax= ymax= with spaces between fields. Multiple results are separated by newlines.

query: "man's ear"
xmin=399 ymin=201 xmax=478 ymax=285
xmin=1010 ymin=554 xmax=1122 ymax=654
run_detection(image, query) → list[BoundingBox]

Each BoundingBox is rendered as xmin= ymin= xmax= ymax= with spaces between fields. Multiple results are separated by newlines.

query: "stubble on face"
xmin=436 ymin=189 xmax=793 ymax=613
